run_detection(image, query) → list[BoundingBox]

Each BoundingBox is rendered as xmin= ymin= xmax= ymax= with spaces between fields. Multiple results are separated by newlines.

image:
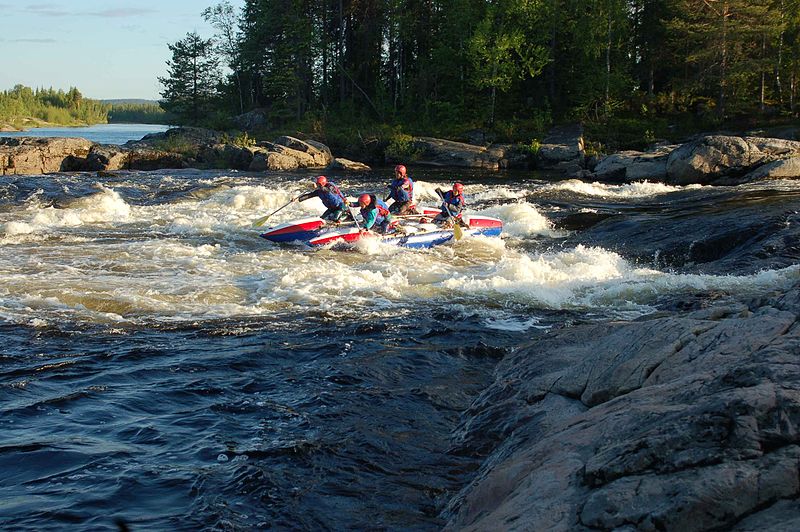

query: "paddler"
xmin=294 ymin=175 xmax=350 ymax=222
xmin=354 ymin=193 xmax=395 ymax=234
xmin=385 ymin=164 xmax=418 ymax=215
xmin=434 ymin=182 xmax=467 ymax=227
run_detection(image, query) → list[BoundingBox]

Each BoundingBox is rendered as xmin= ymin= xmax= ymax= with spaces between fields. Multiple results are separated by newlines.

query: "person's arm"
xmin=296 ymin=190 xmax=316 ymax=202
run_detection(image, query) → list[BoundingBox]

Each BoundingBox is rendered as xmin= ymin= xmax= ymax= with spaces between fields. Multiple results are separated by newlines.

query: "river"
xmin=0 ymin=123 xmax=170 ymax=145
xmin=1 ymin=163 xmax=799 ymax=529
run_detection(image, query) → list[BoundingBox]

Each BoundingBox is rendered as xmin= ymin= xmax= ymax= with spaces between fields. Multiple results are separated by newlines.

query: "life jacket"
xmin=442 ymin=190 xmax=465 ymax=214
xmin=361 ymin=195 xmax=391 ymax=228
xmin=389 ymin=176 xmax=414 ymax=204
xmin=317 ymin=182 xmax=346 ymax=209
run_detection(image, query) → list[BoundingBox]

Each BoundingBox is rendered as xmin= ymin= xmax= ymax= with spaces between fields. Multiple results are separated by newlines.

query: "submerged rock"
xmin=443 ymin=285 xmax=800 ymax=531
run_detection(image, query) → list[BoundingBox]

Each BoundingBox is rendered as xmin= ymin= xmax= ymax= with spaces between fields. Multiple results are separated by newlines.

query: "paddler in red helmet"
xmin=294 ymin=175 xmax=350 ymax=222
xmin=434 ymin=182 xmax=467 ymax=227
xmin=353 ymin=193 xmax=395 ymax=234
xmin=385 ymin=164 xmax=418 ymax=215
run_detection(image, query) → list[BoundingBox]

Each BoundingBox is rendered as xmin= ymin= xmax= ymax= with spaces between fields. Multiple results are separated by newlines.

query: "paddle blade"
xmin=453 ymin=221 xmax=464 ymax=240
xmin=252 ymin=214 xmax=272 ymax=227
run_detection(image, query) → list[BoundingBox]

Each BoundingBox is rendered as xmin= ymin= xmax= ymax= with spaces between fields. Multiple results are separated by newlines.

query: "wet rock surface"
xmin=443 ymin=285 xmax=800 ymax=531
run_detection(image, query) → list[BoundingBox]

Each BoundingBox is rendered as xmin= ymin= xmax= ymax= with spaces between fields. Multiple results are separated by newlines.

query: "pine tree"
xmin=158 ymin=32 xmax=220 ymax=124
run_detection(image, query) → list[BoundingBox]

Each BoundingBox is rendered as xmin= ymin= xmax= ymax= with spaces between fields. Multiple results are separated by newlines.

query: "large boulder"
xmin=125 ymin=126 xmax=223 ymax=152
xmin=197 ymin=143 xmax=255 ymax=170
xmin=125 ymin=148 xmax=188 ymax=171
xmin=592 ymin=144 xmax=677 ymax=182
xmin=443 ymin=285 xmax=800 ymax=531
xmin=85 ymin=144 xmax=129 ymax=171
xmin=666 ymin=135 xmax=800 ymax=185
xmin=274 ymin=136 xmax=332 ymax=167
xmin=329 ymin=157 xmax=371 ymax=172
xmin=538 ymin=124 xmax=585 ymax=172
xmin=0 ymin=137 xmax=93 ymax=175
xmin=735 ymin=157 xmax=800 ymax=183
xmin=411 ymin=137 xmax=503 ymax=169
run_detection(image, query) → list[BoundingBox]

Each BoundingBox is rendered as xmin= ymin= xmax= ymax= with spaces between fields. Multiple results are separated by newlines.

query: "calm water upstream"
xmin=1 ymin=160 xmax=799 ymax=529
xmin=0 ymin=123 xmax=170 ymax=145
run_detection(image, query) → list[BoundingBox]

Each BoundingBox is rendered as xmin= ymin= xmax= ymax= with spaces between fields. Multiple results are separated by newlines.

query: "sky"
xmin=0 ymin=0 xmax=244 ymax=100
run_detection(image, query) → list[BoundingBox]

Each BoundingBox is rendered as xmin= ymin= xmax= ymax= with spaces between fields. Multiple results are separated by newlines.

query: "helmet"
xmin=453 ymin=182 xmax=464 ymax=193
xmin=358 ymin=193 xmax=371 ymax=206
xmin=395 ymin=164 xmax=407 ymax=176
xmin=315 ymin=175 xmax=327 ymax=187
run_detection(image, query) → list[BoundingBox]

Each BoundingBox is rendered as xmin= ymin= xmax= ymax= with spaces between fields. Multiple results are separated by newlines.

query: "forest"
xmin=159 ymin=0 xmax=800 ymax=154
xmin=0 ymin=85 xmax=109 ymax=129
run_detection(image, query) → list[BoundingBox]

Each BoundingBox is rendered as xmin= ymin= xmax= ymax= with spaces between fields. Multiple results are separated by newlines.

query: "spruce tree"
xmin=159 ymin=32 xmax=220 ymax=124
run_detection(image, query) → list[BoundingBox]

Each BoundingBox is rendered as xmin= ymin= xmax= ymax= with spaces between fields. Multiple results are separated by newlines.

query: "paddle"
xmin=436 ymin=189 xmax=463 ymax=240
xmin=252 ymin=196 xmax=299 ymax=227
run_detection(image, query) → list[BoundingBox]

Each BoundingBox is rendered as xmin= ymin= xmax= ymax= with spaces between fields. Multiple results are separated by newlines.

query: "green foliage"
xmin=232 ymin=131 xmax=256 ymax=148
xmin=385 ymin=132 xmax=423 ymax=162
xmin=164 ymin=0 xmax=800 ymax=152
xmin=108 ymin=103 xmax=170 ymax=124
xmin=158 ymin=32 xmax=220 ymax=125
xmin=0 ymin=84 xmax=109 ymax=127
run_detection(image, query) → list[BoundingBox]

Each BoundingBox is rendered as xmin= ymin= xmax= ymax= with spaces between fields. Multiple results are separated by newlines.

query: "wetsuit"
xmin=298 ymin=181 xmax=349 ymax=221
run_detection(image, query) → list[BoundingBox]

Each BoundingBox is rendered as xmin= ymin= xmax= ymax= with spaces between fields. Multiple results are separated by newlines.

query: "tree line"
xmin=160 ymin=0 xmax=800 ymax=150
xmin=0 ymin=85 xmax=109 ymax=128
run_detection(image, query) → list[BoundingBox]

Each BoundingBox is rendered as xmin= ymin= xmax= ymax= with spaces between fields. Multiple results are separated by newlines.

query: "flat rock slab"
xmin=444 ymin=285 xmax=800 ymax=531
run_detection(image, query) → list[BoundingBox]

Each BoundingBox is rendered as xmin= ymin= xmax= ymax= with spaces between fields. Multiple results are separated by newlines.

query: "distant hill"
xmin=102 ymin=99 xmax=161 ymax=106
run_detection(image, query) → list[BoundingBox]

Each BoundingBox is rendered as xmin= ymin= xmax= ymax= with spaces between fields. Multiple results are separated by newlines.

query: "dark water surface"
xmin=1 ymin=168 xmax=799 ymax=530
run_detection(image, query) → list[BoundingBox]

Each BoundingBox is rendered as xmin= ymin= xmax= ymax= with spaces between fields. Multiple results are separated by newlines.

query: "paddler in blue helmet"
xmin=294 ymin=175 xmax=350 ymax=222
xmin=434 ymin=182 xmax=467 ymax=227
xmin=354 ymin=193 xmax=395 ymax=234
xmin=386 ymin=164 xmax=418 ymax=215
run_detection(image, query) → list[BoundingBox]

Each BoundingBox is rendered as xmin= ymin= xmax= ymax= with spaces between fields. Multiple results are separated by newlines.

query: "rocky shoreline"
xmin=2 ymin=125 xmax=799 ymax=186
xmin=442 ymin=282 xmax=800 ymax=530
xmin=0 ymin=127 xmax=372 ymax=176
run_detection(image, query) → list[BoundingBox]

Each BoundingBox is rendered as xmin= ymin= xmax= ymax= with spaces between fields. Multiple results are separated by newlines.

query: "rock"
xmin=265 ymin=151 xmax=300 ymax=171
xmin=0 ymin=137 xmax=93 ymax=175
xmin=538 ymin=124 xmax=585 ymax=170
xmin=329 ymin=158 xmax=371 ymax=172
xmin=125 ymin=126 xmax=223 ymax=152
xmin=197 ymin=143 xmax=255 ymax=170
xmin=666 ymin=135 xmax=800 ymax=185
xmin=1 ymin=124 xmax=19 ymax=132
xmin=411 ymin=137 xmax=503 ymax=169
xmin=443 ymin=284 xmax=800 ymax=531
xmin=248 ymin=151 xmax=268 ymax=172
xmin=274 ymin=136 xmax=332 ymax=167
xmin=593 ymin=145 xmax=677 ymax=182
xmin=232 ymin=108 xmax=269 ymax=131
xmin=734 ymin=157 xmax=800 ymax=184
xmin=126 ymin=148 xmax=188 ymax=171
xmin=85 ymin=144 xmax=129 ymax=171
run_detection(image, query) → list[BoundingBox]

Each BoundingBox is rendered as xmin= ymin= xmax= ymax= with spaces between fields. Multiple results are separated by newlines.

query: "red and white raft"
xmin=259 ymin=208 xmax=503 ymax=249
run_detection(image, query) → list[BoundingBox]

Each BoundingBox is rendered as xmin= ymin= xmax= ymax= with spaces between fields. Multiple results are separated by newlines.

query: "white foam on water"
xmin=473 ymin=202 xmax=557 ymax=237
xmin=440 ymin=244 xmax=800 ymax=313
xmin=1 ymin=178 xmax=797 ymax=327
xmin=542 ymin=179 xmax=704 ymax=198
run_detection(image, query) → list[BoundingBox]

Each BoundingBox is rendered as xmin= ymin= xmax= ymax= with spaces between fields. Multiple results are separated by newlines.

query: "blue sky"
xmin=0 ymin=0 xmax=244 ymax=100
